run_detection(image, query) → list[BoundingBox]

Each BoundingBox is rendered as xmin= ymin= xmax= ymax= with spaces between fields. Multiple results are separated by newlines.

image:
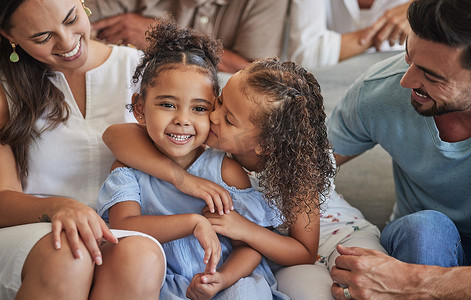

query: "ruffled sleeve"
xmin=97 ymin=167 xmax=142 ymax=221
xmin=228 ymin=187 xmax=283 ymax=228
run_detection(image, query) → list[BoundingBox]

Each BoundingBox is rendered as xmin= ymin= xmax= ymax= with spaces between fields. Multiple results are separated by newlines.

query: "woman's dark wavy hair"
xmin=132 ymin=19 xmax=222 ymax=102
xmin=0 ymin=0 xmax=69 ymax=182
xmin=241 ymin=58 xmax=336 ymax=227
xmin=408 ymin=0 xmax=471 ymax=69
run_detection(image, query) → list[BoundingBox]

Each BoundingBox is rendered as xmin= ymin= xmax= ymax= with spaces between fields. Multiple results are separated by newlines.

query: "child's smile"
xmin=135 ymin=67 xmax=215 ymax=168
xmin=166 ymin=133 xmax=194 ymax=144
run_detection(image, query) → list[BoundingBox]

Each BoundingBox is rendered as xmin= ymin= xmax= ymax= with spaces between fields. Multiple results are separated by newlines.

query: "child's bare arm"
xmin=103 ymin=123 xmax=233 ymax=214
xmin=205 ymin=208 xmax=319 ymax=266
xmin=216 ymin=156 xmax=320 ymax=266
xmin=109 ymin=201 xmax=221 ymax=272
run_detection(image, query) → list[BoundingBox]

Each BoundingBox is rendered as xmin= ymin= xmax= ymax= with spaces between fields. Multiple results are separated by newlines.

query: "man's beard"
xmin=410 ymin=97 xmax=445 ymax=116
xmin=410 ymin=92 xmax=471 ymax=117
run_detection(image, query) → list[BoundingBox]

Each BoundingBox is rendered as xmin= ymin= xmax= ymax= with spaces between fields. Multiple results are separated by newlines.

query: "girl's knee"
xmin=94 ymin=236 xmax=165 ymax=297
xmin=102 ymin=235 xmax=165 ymax=281
xmin=107 ymin=236 xmax=164 ymax=266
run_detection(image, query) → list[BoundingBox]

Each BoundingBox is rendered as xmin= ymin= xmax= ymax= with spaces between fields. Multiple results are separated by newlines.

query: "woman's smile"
xmin=56 ymin=36 xmax=82 ymax=61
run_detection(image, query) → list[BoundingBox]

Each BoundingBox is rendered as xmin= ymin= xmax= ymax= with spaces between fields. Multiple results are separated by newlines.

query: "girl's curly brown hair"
xmin=132 ymin=18 xmax=223 ymax=100
xmin=241 ymin=58 xmax=336 ymax=227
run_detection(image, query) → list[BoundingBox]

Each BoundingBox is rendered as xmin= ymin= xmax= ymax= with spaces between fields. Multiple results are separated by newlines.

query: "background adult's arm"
xmin=338 ymin=29 xmax=380 ymax=62
xmin=288 ymin=0 xmax=341 ymax=69
xmin=288 ymin=0 xmax=374 ymax=69
xmin=92 ymin=13 xmax=156 ymax=49
xmin=289 ymin=0 xmax=410 ymax=69
xmin=331 ymin=245 xmax=471 ymax=299
xmin=218 ymin=49 xmax=251 ymax=74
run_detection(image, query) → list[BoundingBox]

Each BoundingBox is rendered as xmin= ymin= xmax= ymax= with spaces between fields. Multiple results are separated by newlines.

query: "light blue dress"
xmin=98 ymin=148 xmax=290 ymax=299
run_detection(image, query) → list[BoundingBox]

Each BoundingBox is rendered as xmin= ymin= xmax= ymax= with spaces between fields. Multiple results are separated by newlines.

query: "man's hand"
xmin=330 ymin=244 xmax=426 ymax=299
xmin=92 ymin=13 xmax=156 ymax=49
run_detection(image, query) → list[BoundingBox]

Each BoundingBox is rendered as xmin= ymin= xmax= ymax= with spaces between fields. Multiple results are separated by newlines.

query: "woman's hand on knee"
xmin=50 ymin=198 xmax=118 ymax=265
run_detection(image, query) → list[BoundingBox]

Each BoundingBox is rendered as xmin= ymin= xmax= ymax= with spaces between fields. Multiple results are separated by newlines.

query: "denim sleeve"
xmin=97 ymin=167 xmax=142 ymax=221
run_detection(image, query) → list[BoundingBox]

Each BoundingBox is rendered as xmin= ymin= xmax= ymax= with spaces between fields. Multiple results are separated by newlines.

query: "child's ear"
xmin=132 ymin=93 xmax=146 ymax=124
xmin=255 ymin=145 xmax=264 ymax=155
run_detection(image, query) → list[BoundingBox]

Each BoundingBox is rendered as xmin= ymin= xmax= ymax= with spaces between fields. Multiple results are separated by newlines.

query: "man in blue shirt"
xmin=328 ymin=0 xmax=471 ymax=298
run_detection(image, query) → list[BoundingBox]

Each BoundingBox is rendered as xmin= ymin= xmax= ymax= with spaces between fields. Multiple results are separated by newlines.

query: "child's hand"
xmin=186 ymin=272 xmax=224 ymax=300
xmin=176 ymin=173 xmax=233 ymax=215
xmin=202 ymin=208 xmax=252 ymax=242
xmin=193 ymin=218 xmax=221 ymax=274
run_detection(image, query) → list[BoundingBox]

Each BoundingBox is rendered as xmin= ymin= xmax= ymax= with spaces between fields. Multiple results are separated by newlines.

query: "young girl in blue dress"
xmin=97 ymin=20 xmax=289 ymax=300
xmin=103 ymin=24 xmax=385 ymax=300
xmin=104 ymin=62 xmax=387 ymax=298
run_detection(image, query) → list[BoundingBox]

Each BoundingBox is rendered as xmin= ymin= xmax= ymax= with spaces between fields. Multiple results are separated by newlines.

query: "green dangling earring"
xmin=81 ymin=0 xmax=92 ymax=17
xmin=9 ymin=43 xmax=19 ymax=63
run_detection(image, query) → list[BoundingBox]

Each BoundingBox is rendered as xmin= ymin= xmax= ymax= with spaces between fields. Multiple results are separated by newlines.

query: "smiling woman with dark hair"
xmin=0 ymin=0 xmax=166 ymax=298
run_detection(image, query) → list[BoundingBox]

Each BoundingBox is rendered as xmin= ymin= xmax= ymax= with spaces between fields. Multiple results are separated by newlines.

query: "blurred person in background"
xmin=288 ymin=0 xmax=412 ymax=70
xmin=87 ymin=0 xmax=289 ymax=73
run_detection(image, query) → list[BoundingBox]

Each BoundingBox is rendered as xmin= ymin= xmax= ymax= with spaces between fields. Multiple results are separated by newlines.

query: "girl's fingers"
xmin=220 ymin=189 xmax=233 ymax=213
xmin=202 ymin=194 xmax=216 ymax=214
xmin=211 ymin=193 xmax=224 ymax=215
xmin=205 ymin=248 xmax=219 ymax=275
xmin=210 ymin=243 xmax=221 ymax=274
xmin=203 ymin=247 xmax=212 ymax=265
xmin=204 ymin=187 xmax=233 ymax=215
